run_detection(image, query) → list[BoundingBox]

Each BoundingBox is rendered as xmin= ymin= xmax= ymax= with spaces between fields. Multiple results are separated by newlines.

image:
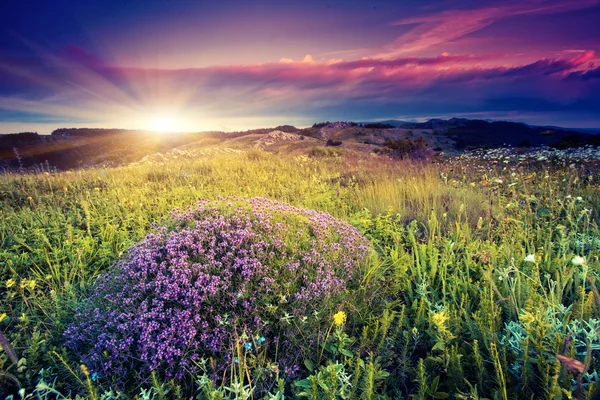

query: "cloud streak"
xmin=1 ymin=44 xmax=597 ymax=132
xmin=377 ymin=0 xmax=600 ymax=57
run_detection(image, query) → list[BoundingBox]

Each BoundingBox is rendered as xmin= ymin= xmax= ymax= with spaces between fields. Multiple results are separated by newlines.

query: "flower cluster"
xmin=64 ymin=197 xmax=370 ymax=384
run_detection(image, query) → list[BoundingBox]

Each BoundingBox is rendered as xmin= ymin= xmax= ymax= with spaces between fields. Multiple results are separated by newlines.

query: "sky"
xmin=1 ymin=0 xmax=599 ymax=133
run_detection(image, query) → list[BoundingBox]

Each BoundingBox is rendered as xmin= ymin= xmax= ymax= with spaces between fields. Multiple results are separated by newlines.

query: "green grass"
xmin=0 ymin=149 xmax=599 ymax=399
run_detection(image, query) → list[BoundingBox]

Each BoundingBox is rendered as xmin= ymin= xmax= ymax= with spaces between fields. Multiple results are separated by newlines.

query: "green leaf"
xmin=295 ymin=379 xmax=311 ymax=389
xmin=431 ymin=376 xmax=440 ymax=392
xmin=304 ymin=359 xmax=315 ymax=372
xmin=433 ymin=392 xmax=449 ymax=399
xmin=378 ymin=370 xmax=390 ymax=378
xmin=432 ymin=341 xmax=445 ymax=351
xmin=339 ymin=348 xmax=354 ymax=357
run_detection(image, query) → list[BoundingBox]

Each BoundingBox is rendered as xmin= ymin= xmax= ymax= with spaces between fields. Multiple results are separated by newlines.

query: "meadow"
xmin=0 ymin=146 xmax=599 ymax=399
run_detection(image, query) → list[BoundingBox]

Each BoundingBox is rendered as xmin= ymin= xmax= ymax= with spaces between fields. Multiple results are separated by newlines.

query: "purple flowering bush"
xmin=64 ymin=197 xmax=370 ymax=384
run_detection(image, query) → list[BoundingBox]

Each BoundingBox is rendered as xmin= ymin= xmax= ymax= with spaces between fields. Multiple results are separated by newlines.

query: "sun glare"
xmin=153 ymin=116 xmax=179 ymax=133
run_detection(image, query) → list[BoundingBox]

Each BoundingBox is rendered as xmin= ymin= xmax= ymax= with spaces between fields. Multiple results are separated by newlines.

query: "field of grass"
xmin=1 ymin=147 xmax=599 ymax=399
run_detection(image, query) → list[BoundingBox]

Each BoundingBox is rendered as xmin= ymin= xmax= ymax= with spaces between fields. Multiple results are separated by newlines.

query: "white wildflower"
xmin=571 ymin=256 xmax=586 ymax=266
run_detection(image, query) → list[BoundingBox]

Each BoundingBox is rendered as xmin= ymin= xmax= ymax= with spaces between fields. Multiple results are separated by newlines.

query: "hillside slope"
xmin=1 ymin=119 xmax=597 ymax=171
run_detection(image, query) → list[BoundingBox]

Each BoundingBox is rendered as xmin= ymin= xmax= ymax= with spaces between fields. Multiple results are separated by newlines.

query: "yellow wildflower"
xmin=431 ymin=310 xmax=449 ymax=329
xmin=20 ymin=279 xmax=36 ymax=290
xmin=333 ymin=310 xmax=346 ymax=326
xmin=430 ymin=310 xmax=455 ymax=340
xmin=6 ymin=279 xmax=16 ymax=289
xmin=519 ymin=310 xmax=536 ymax=327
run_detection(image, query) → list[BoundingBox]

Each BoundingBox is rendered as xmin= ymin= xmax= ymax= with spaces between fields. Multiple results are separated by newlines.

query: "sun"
xmin=152 ymin=116 xmax=179 ymax=133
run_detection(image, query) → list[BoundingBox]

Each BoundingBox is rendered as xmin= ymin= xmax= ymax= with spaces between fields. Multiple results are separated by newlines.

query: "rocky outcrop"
xmin=253 ymin=130 xmax=303 ymax=149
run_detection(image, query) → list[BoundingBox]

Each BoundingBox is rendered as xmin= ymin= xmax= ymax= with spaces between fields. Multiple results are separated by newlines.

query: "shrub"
xmin=308 ymin=146 xmax=342 ymax=158
xmin=64 ymin=197 xmax=370 ymax=386
xmin=383 ymin=137 xmax=427 ymax=159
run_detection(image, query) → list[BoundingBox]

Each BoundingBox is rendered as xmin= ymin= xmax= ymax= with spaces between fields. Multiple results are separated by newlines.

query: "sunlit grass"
xmin=0 ymin=148 xmax=599 ymax=398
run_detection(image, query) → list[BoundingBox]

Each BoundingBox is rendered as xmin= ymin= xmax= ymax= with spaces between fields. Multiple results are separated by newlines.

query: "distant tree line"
xmin=550 ymin=133 xmax=600 ymax=149
xmin=363 ymin=123 xmax=394 ymax=129
xmin=312 ymin=121 xmax=358 ymax=128
xmin=51 ymin=128 xmax=146 ymax=137
xmin=230 ymin=125 xmax=299 ymax=136
xmin=312 ymin=121 xmax=395 ymax=129
xmin=0 ymin=132 xmax=41 ymax=146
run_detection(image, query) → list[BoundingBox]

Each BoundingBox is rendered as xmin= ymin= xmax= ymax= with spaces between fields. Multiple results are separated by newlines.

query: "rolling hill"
xmin=1 ymin=119 xmax=598 ymax=171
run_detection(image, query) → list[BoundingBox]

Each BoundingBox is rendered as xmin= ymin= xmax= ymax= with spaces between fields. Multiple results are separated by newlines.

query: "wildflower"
xmin=556 ymin=354 xmax=585 ymax=374
xmin=5 ymin=279 xmax=15 ymax=289
xmin=65 ymin=197 xmax=370 ymax=381
xmin=281 ymin=312 xmax=294 ymax=324
xmin=576 ymin=196 xmax=583 ymax=201
xmin=91 ymin=372 xmax=99 ymax=382
xmin=333 ymin=311 xmax=347 ymax=326
xmin=519 ymin=310 xmax=536 ymax=327
xmin=524 ymin=254 xmax=536 ymax=263
xmin=430 ymin=310 xmax=455 ymax=339
xmin=571 ymin=256 xmax=586 ymax=266
xmin=20 ymin=279 xmax=36 ymax=290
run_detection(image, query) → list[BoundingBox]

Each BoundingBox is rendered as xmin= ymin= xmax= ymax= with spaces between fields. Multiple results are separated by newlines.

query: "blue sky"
xmin=1 ymin=0 xmax=599 ymax=133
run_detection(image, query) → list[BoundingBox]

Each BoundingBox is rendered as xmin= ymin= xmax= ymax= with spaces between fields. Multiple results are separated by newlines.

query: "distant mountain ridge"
xmin=1 ymin=118 xmax=598 ymax=171
xmin=369 ymin=118 xmax=600 ymax=134
xmin=364 ymin=118 xmax=598 ymax=149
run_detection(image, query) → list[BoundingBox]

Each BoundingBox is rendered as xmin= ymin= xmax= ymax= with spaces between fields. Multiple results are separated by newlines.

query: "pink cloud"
xmin=2 ymin=44 xmax=598 ymax=128
xmin=376 ymin=0 xmax=600 ymax=58
xmin=332 ymin=53 xmax=493 ymax=70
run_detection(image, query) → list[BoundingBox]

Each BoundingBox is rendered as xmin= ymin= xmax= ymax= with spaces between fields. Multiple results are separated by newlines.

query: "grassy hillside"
xmin=0 ymin=148 xmax=599 ymax=399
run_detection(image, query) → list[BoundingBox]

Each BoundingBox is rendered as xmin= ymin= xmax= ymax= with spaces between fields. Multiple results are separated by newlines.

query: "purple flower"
xmin=64 ymin=197 xmax=369 ymax=386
